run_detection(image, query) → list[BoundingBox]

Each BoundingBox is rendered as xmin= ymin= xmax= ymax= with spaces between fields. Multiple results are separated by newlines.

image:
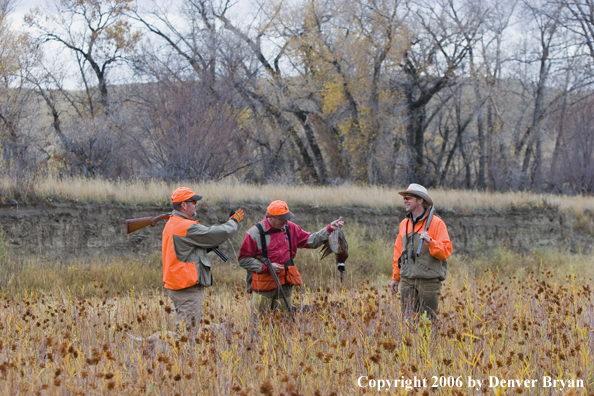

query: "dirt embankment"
xmin=0 ymin=201 xmax=587 ymax=258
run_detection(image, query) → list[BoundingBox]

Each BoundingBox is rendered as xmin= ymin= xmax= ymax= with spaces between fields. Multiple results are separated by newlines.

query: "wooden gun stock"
xmin=125 ymin=213 xmax=171 ymax=234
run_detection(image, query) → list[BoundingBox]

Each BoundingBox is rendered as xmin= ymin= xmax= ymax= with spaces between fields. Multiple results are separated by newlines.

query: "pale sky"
xmin=8 ymin=0 xmax=43 ymax=26
xmin=7 ymin=0 xmax=258 ymax=89
xmin=9 ymin=0 xmax=256 ymax=28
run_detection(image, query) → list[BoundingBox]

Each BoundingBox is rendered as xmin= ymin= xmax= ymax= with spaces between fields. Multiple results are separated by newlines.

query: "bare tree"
xmin=394 ymin=0 xmax=480 ymax=185
xmin=25 ymin=0 xmax=140 ymax=114
xmin=554 ymin=97 xmax=594 ymax=192
xmin=130 ymin=0 xmax=222 ymax=93
xmin=131 ymin=77 xmax=252 ymax=180
xmin=0 ymin=0 xmax=40 ymax=174
xmin=552 ymin=0 xmax=594 ymax=62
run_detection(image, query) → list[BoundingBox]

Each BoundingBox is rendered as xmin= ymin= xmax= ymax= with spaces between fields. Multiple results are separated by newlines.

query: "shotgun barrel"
xmin=416 ymin=206 xmax=436 ymax=256
xmin=258 ymin=256 xmax=294 ymax=312
xmin=125 ymin=213 xmax=228 ymax=262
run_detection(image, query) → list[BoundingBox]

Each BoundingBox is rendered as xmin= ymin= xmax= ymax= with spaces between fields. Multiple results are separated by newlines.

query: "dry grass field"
xmin=2 ymin=176 xmax=594 ymax=215
xmin=0 ymin=178 xmax=593 ymax=394
xmin=0 ymin=232 xmax=593 ymax=395
xmin=0 ymin=266 xmax=591 ymax=395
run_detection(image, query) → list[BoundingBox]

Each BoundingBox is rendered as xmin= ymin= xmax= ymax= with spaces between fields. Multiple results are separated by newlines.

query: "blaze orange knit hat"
xmin=171 ymin=187 xmax=203 ymax=203
xmin=267 ymin=200 xmax=294 ymax=220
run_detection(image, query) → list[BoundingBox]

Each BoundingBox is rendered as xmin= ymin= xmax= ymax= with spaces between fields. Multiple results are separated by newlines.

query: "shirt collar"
xmin=172 ymin=209 xmax=194 ymax=220
xmin=263 ymin=217 xmax=273 ymax=231
xmin=406 ymin=207 xmax=429 ymax=224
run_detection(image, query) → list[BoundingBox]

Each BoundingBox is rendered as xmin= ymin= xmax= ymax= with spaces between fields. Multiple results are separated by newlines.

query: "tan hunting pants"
xmin=399 ymin=277 xmax=442 ymax=320
xmin=251 ymin=285 xmax=294 ymax=314
xmin=166 ymin=284 xmax=205 ymax=329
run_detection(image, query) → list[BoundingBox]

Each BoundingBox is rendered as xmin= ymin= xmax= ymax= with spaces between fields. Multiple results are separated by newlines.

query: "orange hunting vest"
xmin=250 ymin=224 xmax=301 ymax=292
xmin=162 ymin=216 xmax=199 ymax=290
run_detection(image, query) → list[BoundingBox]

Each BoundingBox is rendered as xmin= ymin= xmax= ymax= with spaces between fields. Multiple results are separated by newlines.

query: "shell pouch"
xmin=285 ymin=259 xmax=303 ymax=286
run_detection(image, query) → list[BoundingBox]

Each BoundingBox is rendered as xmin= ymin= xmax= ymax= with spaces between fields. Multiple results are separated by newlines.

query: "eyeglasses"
xmin=403 ymin=196 xmax=415 ymax=202
xmin=184 ymin=200 xmax=197 ymax=205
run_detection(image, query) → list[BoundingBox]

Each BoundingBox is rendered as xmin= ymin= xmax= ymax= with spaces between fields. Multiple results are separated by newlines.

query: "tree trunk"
xmin=294 ymin=111 xmax=328 ymax=184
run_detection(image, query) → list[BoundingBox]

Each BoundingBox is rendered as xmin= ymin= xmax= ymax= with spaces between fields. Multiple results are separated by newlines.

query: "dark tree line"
xmin=2 ymin=0 xmax=594 ymax=193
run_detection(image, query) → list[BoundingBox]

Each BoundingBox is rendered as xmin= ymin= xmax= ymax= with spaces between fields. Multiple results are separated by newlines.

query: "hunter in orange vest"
xmin=238 ymin=200 xmax=344 ymax=314
xmin=163 ymin=187 xmax=244 ymax=329
xmin=389 ymin=184 xmax=452 ymax=320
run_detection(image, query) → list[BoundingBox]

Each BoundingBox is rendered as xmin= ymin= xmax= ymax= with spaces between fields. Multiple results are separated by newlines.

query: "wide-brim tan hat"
xmin=398 ymin=183 xmax=433 ymax=206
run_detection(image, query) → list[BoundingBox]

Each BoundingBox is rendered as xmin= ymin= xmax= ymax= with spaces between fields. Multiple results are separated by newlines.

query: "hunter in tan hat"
xmin=389 ymin=184 xmax=452 ymax=320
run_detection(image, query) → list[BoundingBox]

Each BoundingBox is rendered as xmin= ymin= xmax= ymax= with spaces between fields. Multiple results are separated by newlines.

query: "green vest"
xmin=399 ymin=220 xmax=447 ymax=281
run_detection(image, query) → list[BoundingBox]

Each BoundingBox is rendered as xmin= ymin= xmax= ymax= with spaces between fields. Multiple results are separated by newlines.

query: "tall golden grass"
xmin=0 ymin=225 xmax=592 ymax=394
xmin=0 ymin=265 xmax=591 ymax=395
xmin=2 ymin=176 xmax=594 ymax=214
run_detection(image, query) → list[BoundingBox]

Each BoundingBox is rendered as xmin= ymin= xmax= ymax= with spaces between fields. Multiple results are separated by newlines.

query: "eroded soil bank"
xmin=1 ymin=200 xmax=587 ymax=259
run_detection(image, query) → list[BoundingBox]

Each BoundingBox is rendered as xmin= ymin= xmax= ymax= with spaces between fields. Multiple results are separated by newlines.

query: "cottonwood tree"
xmin=215 ymin=0 xmax=410 ymax=184
xmin=450 ymin=0 xmax=517 ymax=189
xmin=553 ymin=96 xmax=594 ymax=192
xmin=548 ymin=50 xmax=594 ymax=190
xmin=25 ymin=0 xmax=140 ymax=113
xmin=551 ymin=0 xmax=594 ymax=63
xmin=128 ymin=0 xmax=258 ymax=181
xmin=24 ymin=0 xmax=140 ymax=177
xmin=214 ymin=0 xmax=331 ymax=183
xmin=130 ymin=0 xmax=225 ymax=93
xmin=0 ymin=0 xmax=40 ymax=175
xmin=393 ymin=0 xmax=480 ymax=185
xmin=510 ymin=1 xmax=564 ymax=190
xmin=297 ymin=0 xmax=408 ymax=184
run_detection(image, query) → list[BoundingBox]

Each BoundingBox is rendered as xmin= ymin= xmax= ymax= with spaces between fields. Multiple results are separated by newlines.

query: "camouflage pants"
xmin=399 ymin=277 xmax=442 ymax=320
xmin=251 ymin=285 xmax=293 ymax=314
xmin=166 ymin=284 xmax=205 ymax=329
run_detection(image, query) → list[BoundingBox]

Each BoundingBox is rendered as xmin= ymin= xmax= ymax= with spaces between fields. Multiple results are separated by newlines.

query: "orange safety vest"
xmin=252 ymin=272 xmax=283 ymax=292
xmin=162 ymin=215 xmax=199 ymax=290
xmin=392 ymin=209 xmax=452 ymax=281
xmin=250 ymin=224 xmax=299 ymax=292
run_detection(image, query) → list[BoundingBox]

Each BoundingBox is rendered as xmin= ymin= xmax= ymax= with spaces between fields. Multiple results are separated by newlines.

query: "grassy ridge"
xmin=2 ymin=176 xmax=594 ymax=214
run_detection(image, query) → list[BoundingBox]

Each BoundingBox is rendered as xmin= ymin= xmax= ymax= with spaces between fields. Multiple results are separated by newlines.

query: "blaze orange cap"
xmin=171 ymin=187 xmax=203 ymax=203
xmin=267 ymin=200 xmax=294 ymax=220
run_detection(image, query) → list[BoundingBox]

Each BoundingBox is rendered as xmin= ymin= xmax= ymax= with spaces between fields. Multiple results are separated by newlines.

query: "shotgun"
xmin=416 ymin=206 xmax=435 ymax=256
xmin=255 ymin=255 xmax=294 ymax=313
xmin=125 ymin=213 xmax=228 ymax=262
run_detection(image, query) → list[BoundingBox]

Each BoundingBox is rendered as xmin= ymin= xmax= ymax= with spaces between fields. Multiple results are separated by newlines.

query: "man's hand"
xmin=329 ymin=216 xmax=344 ymax=231
xmin=389 ymin=280 xmax=399 ymax=294
xmin=269 ymin=262 xmax=284 ymax=273
xmin=229 ymin=208 xmax=244 ymax=223
xmin=419 ymin=231 xmax=432 ymax=243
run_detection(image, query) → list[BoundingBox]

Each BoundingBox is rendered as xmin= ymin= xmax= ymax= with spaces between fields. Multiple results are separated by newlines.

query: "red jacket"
xmin=239 ymin=218 xmax=331 ymax=291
